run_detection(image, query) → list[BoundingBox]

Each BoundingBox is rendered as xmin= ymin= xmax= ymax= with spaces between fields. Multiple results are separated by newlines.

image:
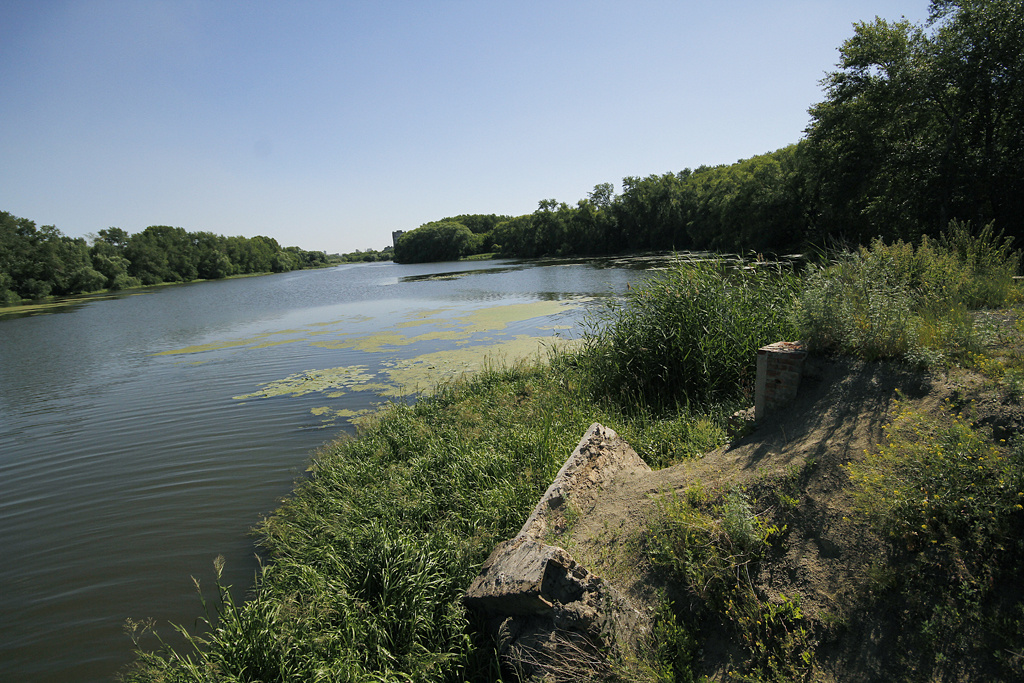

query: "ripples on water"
xmin=0 ymin=257 xmax=660 ymax=682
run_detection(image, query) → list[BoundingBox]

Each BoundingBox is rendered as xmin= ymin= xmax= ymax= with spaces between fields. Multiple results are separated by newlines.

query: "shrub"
xmin=646 ymin=485 xmax=809 ymax=680
xmin=578 ymin=259 xmax=799 ymax=411
xmin=794 ymin=221 xmax=1021 ymax=363
xmin=937 ymin=220 xmax=1020 ymax=309
xmin=846 ymin=400 xmax=1024 ymax=676
xmin=110 ymin=273 xmax=143 ymax=291
xmin=795 ymin=249 xmax=915 ymax=359
xmin=847 ymin=399 xmax=1023 ymax=550
xmin=69 ymin=266 xmax=108 ymax=293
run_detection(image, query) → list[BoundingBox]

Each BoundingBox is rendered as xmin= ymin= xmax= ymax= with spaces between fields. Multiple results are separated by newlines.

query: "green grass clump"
xmin=615 ymin=410 xmax=730 ymax=470
xmin=846 ymin=400 xmax=1024 ymax=678
xmin=794 ymin=220 xmax=1021 ymax=364
xmin=577 ymin=259 xmax=798 ymax=412
xmin=646 ymin=485 xmax=811 ymax=682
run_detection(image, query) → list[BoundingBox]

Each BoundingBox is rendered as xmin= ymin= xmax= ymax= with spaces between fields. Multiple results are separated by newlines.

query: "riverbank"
xmin=121 ymin=227 xmax=1024 ymax=681
xmin=3 ymin=257 xmax=650 ymax=682
xmin=554 ymin=346 xmax=1024 ymax=681
xmin=0 ymin=265 xmax=338 ymax=319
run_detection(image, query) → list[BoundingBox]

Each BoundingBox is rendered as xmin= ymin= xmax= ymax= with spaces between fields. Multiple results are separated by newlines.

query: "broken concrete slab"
xmin=465 ymin=423 xmax=652 ymax=680
xmin=516 ymin=422 xmax=652 ymax=542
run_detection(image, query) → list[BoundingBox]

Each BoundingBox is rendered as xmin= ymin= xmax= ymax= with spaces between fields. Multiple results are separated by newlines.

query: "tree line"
xmin=0 ymin=214 xmax=330 ymax=305
xmin=336 ymin=245 xmax=394 ymax=263
xmin=395 ymin=0 xmax=1023 ymax=264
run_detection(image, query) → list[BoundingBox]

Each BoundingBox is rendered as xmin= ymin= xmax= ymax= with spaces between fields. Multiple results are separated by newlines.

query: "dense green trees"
xmin=0 ymin=211 xmax=330 ymax=305
xmin=393 ymin=221 xmax=480 ymax=263
xmin=90 ymin=228 xmax=140 ymax=290
xmin=435 ymin=213 xmax=510 ymax=253
xmin=683 ymin=148 xmax=808 ymax=252
xmin=1 ymin=211 xmax=94 ymax=302
xmin=392 ymin=0 xmax=1022 ymax=264
xmin=337 ymin=246 xmax=393 ymax=262
xmin=803 ymin=0 xmax=1024 ymax=244
xmin=476 ymin=145 xmax=809 ymax=261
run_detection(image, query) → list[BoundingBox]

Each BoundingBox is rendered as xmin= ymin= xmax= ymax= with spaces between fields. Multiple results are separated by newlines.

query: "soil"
xmin=556 ymin=354 xmax=1010 ymax=681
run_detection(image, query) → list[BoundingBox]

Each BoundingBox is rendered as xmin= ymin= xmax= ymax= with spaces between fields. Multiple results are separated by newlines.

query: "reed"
xmin=574 ymin=258 xmax=799 ymax=412
xmin=794 ymin=220 xmax=1021 ymax=364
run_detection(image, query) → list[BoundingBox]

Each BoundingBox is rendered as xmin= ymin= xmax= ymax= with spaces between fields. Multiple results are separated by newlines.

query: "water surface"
xmin=0 ymin=256 xmax=662 ymax=681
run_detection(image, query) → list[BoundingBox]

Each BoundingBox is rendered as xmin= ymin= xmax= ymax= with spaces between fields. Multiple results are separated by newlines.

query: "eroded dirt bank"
xmin=470 ymin=354 xmax=1021 ymax=680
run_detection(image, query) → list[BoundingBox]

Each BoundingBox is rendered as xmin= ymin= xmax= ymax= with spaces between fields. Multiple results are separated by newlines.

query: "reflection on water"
xmin=0 ymin=256 xmax=660 ymax=682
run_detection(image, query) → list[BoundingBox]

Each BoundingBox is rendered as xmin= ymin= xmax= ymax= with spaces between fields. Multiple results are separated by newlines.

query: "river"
xmin=0 ymin=256 xmax=662 ymax=682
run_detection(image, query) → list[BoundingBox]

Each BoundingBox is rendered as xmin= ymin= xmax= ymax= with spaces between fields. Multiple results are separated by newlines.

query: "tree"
xmin=91 ymin=248 xmax=134 ymax=288
xmin=225 ymin=235 xmax=282 ymax=274
xmin=491 ymin=215 xmax=536 ymax=257
xmin=393 ymin=221 xmax=476 ymax=263
xmin=804 ymin=0 xmax=1024 ymax=244
xmin=125 ymin=226 xmax=197 ymax=283
xmin=928 ymin=0 xmax=1024 ymax=234
xmin=0 ymin=213 xmax=90 ymax=298
xmin=615 ymin=173 xmax=690 ymax=251
xmin=684 ymin=147 xmax=807 ymax=252
xmin=97 ymin=227 xmax=130 ymax=249
xmin=588 ymin=182 xmax=615 ymax=209
xmin=531 ymin=199 xmax=573 ymax=256
xmin=68 ymin=265 xmax=108 ymax=293
xmin=193 ymin=231 xmax=233 ymax=280
xmin=1 ymin=211 xmax=333 ymax=303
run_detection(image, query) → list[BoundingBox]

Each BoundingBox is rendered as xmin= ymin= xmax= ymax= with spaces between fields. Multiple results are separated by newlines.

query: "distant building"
xmin=392 ymin=230 xmax=404 ymax=248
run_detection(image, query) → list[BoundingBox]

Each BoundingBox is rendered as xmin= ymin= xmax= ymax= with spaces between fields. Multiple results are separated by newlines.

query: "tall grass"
xmin=794 ymin=220 xmax=1021 ymax=363
xmin=575 ymin=259 xmax=799 ymax=412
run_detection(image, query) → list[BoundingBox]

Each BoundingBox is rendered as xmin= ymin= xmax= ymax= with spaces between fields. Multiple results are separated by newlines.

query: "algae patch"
xmin=307 ymin=298 xmax=588 ymax=353
xmin=216 ymin=299 xmax=589 ymax=424
xmin=156 ymin=330 xmax=307 ymax=356
xmin=311 ymin=406 xmax=366 ymax=417
xmin=448 ymin=300 xmax=585 ymax=335
xmin=235 ymin=335 xmax=580 ymax=405
xmin=234 ymin=366 xmax=376 ymax=400
xmin=310 ymin=406 xmax=372 ymax=427
xmin=156 ymin=298 xmax=588 ymax=358
xmin=375 ymin=335 xmax=582 ymax=397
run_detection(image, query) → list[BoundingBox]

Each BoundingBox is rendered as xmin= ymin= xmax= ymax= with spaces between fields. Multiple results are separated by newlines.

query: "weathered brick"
xmin=754 ymin=341 xmax=807 ymax=421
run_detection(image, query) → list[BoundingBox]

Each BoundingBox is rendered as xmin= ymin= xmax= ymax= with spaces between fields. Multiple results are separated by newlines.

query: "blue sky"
xmin=1 ymin=1 xmax=931 ymax=255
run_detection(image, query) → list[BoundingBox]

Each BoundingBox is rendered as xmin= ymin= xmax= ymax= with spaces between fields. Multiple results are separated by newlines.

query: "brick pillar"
xmin=754 ymin=341 xmax=807 ymax=421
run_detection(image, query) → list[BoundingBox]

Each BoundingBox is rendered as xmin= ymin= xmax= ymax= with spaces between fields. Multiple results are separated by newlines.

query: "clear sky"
xmin=1 ymin=1 xmax=932 ymax=255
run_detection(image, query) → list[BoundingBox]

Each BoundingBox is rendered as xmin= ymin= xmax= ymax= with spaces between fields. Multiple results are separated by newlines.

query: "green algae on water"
xmin=156 ymin=298 xmax=588 ymax=358
xmin=155 ymin=330 xmax=307 ymax=356
xmin=307 ymin=298 xmax=588 ymax=353
xmin=310 ymin=406 xmax=371 ymax=427
xmin=375 ymin=335 xmax=582 ymax=397
xmin=233 ymin=366 xmax=376 ymax=400
xmin=234 ymin=335 xmax=580 ymax=404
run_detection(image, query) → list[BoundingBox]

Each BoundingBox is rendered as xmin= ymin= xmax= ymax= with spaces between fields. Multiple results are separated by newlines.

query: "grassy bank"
xmin=122 ymin=222 xmax=1024 ymax=682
